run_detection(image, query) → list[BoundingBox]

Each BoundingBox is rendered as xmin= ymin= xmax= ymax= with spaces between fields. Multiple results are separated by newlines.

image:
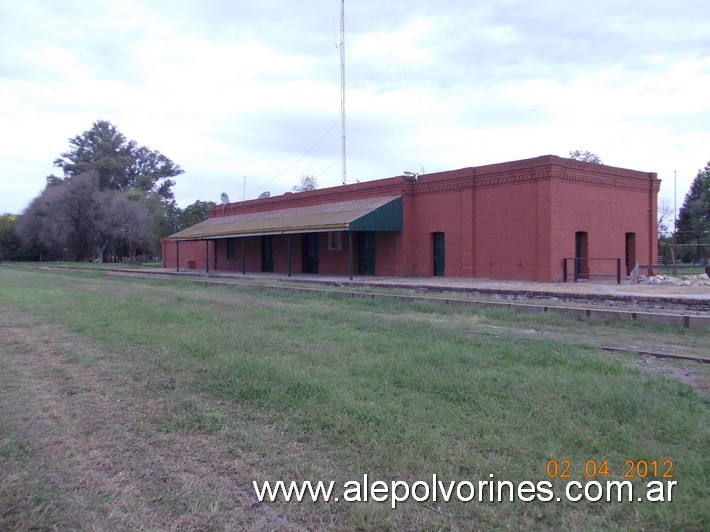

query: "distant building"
xmin=163 ymin=155 xmax=660 ymax=282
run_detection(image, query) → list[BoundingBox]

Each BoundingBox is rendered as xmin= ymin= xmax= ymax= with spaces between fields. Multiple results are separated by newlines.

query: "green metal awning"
xmin=170 ymin=196 xmax=402 ymax=241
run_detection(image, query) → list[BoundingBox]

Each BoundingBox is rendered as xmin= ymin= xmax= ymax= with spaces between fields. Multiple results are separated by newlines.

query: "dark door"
xmin=433 ymin=232 xmax=445 ymax=276
xmin=575 ymin=231 xmax=589 ymax=279
xmin=261 ymin=235 xmax=274 ymax=272
xmin=301 ymin=233 xmax=319 ymax=273
xmin=358 ymin=232 xmax=376 ymax=275
xmin=625 ymin=232 xmax=636 ymax=275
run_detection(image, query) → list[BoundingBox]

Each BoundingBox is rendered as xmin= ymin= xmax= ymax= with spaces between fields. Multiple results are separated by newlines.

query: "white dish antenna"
xmin=220 ymin=192 xmax=230 ymax=204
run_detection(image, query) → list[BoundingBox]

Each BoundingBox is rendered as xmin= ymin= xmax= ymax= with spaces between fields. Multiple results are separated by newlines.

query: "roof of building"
xmin=170 ymin=196 xmax=403 ymax=240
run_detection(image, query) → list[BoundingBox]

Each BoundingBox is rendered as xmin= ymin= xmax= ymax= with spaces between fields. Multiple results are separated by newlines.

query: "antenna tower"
xmin=340 ymin=0 xmax=347 ymax=185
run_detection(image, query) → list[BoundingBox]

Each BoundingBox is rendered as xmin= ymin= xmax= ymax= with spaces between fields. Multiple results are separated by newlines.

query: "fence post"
xmin=563 ymin=258 xmax=568 ymax=283
xmin=573 ymin=258 xmax=578 ymax=283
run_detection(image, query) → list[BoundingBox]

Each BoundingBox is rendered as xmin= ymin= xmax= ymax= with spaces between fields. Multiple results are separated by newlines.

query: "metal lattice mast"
xmin=340 ymin=0 xmax=347 ymax=185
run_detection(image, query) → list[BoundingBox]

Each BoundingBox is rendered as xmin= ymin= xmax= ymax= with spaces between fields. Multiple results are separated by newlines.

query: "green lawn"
xmin=657 ymin=265 xmax=707 ymax=276
xmin=0 ymin=265 xmax=707 ymax=530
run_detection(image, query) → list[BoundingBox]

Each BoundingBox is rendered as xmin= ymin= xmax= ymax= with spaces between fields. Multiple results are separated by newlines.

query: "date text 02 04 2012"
xmin=546 ymin=459 xmax=673 ymax=480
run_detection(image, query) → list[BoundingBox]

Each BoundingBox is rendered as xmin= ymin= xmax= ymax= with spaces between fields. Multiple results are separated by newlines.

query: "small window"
xmin=226 ymin=238 xmax=237 ymax=259
xmin=328 ymin=231 xmax=343 ymax=251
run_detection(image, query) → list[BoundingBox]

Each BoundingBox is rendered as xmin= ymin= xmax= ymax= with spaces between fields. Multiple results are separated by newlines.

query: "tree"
xmin=16 ymin=170 xmax=152 ymax=262
xmin=656 ymin=198 xmax=675 ymax=264
xmin=17 ymin=121 xmax=185 ymax=262
xmin=657 ymin=198 xmax=673 ymax=238
xmin=179 ymin=200 xmax=216 ymax=229
xmin=15 ymin=180 xmax=74 ymax=260
xmin=0 ymin=213 xmax=23 ymax=260
xmin=53 ymin=120 xmax=183 ymax=201
xmin=676 ymin=162 xmax=710 ymax=262
xmin=292 ymin=175 xmax=318 ymax=192
xmin=568 ymin=150 xmax=603 ymax=164
xmin=151 ymin=199 xmax=216 ymax=250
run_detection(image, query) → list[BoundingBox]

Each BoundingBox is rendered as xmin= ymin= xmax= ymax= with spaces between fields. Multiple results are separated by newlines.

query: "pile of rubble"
xmin=636 ymin=273 xmax=710 ymax=286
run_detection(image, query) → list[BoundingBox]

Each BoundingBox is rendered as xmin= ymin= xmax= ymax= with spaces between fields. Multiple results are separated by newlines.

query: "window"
xmin=328 ymin=231 xmax=343 ymax=251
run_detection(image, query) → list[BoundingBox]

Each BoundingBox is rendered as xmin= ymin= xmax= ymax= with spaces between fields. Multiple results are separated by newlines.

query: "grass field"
xmin=0 ymin=265 xmax=708 ymax=530
xmin=656 ymin=265 xmax=708 ymax=276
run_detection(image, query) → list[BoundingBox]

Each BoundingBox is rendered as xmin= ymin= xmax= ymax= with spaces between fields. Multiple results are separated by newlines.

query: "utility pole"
xmin=673 ymin=170 xmax=677 ymax=274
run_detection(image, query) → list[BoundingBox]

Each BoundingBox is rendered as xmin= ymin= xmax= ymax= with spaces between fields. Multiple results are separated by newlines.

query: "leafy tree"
xmin=0 ymin=213 xmax=23 ymax=260
xmin=568 ymin=150 xmax=603 ymax=164
xmin=18 ymin=121 xmax=185 ymax=262
xmin=52 ymin=120 xmax=183 ymax=201
xmin=151 ymin=199 xmax=215 ymax=250
xmin=676 ymin=162 xmax=710 ymax=262
xmin=179 ymin=200 xmax=216 ymax=229
xmin=292 ymin=175 xmax=318 ymax=192
xmin=152 ymin=200 xmax=183 ymax=243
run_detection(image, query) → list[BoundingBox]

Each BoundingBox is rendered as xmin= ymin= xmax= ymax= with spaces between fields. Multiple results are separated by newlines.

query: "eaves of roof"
xmin=170 ymin=196 xmax=402 ymax=240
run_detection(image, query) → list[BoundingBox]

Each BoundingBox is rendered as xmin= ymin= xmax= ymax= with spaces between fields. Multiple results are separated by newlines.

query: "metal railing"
xmin=563 ymin=257 xmax=621 ymax=284
xmin=638 ymin=264 xmax=710 ymax=277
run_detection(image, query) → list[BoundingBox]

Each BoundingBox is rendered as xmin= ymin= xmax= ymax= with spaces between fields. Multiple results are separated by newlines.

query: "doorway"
xmin=301 ymin=233 xmax=319 ymax=273
xmin=625 ymin=232 xmax=636 ymax=275
xmin=358 ymin=232 xmax=376 ymax=275
xmin=575 ymin=231 xmax=589 ymax=279
xmin=432 ymin=232 xmax=445 ymax=276
xmin=261 ymin=235 xmax=274 ymax=272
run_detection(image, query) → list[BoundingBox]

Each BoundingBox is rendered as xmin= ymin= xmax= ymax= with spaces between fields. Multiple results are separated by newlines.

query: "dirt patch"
xmin=0 ymin=314 xmax=304 ymax=530
xmin=465 ymin=323 xmax=710 ymax=396
xmin=630 ymin=356 xmax=710 ymax=397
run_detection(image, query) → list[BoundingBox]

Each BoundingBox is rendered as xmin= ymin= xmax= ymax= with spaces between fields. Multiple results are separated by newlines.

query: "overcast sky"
xmin=1 ymin=0 xmax=708 ymax=215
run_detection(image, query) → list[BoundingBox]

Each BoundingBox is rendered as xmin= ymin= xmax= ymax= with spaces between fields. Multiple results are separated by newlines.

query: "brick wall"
xmin=162 ymin=155 xmax=659 ymax=283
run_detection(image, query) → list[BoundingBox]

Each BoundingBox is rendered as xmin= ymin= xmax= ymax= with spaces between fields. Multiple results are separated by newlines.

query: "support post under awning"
xmin=287 ymin=235 xmax=292 ymax=277
xmin=241 ymin=238 xmax=246 ymax=275
xmin=176 ymin=240 xmax=180 ymax=272
xmin=205 ymin=240 xmax=209 ymax=273
xmin=348 ymin=232 xmax=353 ymax=280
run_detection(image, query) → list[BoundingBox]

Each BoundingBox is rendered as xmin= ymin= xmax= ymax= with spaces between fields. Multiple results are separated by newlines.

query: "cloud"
xmin=1 ymin=0 xmax=709 ymax=213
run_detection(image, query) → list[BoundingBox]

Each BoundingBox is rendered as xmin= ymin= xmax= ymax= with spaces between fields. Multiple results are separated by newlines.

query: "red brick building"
xmin=163 ymin=155 xmax=660 ymax=282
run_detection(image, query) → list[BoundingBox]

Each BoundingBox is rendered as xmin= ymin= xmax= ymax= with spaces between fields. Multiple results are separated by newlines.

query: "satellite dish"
xmin=220 ymin=192 xmax=230 ymax=204
xmin=258 ymin=191 xmax=271 ymax=199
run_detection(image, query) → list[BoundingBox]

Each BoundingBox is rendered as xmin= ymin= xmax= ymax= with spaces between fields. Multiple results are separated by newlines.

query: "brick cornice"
xmin=211 ymin=155 xmax=660 ymax=216
xmin=414 ymin=167 xmax=658 ymax=195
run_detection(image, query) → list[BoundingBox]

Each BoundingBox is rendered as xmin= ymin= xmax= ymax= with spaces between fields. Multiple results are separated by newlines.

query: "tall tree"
xmin=17 ymin=120 xmax=186 ymax=262
xmin=17 ymin=170 xmax=153 ymax=262
xmin=0 ymin=213 xmax=22 ymax=260
xmin=15 ymin=180 xmax=74 ymax=260
xmin=676 ymin=162 xmax=710 ymax=261
xmin=52 ymin=120 xmax=183 ymax=201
